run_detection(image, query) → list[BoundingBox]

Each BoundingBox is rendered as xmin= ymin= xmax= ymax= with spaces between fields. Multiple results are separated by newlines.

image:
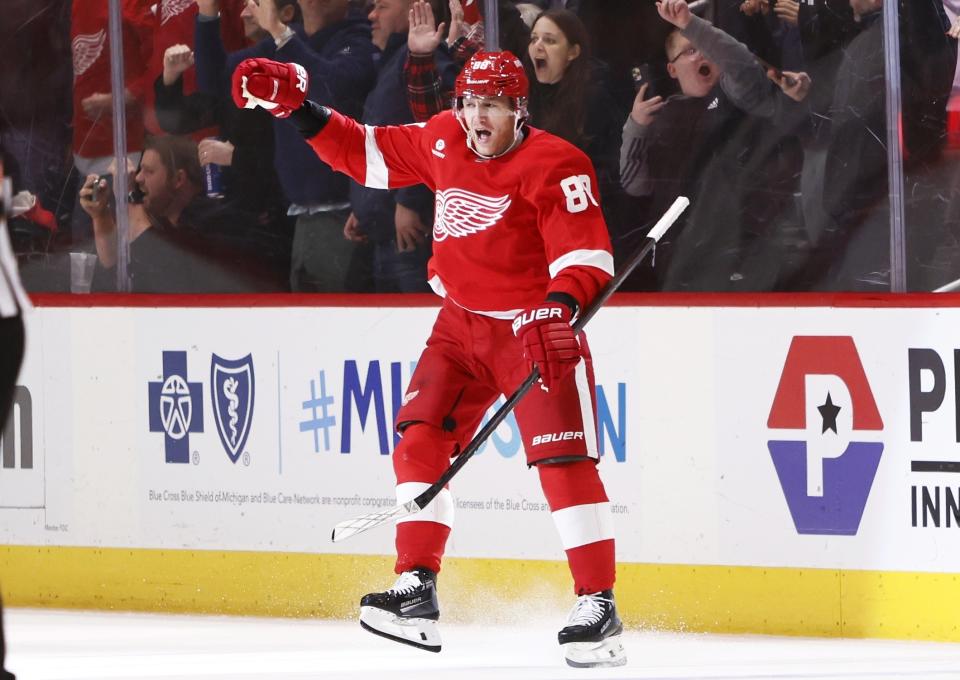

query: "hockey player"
xmin=232 ymin=50 xmax=625 ymax=668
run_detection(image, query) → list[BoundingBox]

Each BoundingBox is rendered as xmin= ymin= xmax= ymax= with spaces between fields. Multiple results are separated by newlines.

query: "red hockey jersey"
xmin=307 ymin=110 xmax=614 ymax=316
xmin=143 ymin=0 xmax=248 ymax=136
xmin=71 ymin=0 xmax=154 ymax=158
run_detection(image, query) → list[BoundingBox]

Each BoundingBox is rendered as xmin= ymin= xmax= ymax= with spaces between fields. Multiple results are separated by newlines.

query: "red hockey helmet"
xmin=455 ymin=50 xmax=529 ymax=102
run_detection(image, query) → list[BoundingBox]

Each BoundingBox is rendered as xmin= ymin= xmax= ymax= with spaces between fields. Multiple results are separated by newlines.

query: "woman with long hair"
xmin=525 ymin=10 xmax=628 ymax=254
xmin=526 ymin=9 xmax=594 ymax=146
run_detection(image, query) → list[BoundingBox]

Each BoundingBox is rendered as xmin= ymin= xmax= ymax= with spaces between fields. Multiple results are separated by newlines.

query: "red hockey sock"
xmin=538 ymin=459 xmax=616 ymax=594
xmin=395 ymin=521 xmax=451 ymax=574
xmin=392 ymin=423 xmax=458 ymax=575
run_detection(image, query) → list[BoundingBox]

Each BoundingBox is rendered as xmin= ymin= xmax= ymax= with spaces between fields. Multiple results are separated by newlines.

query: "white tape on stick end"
xmin=646 ymin=196 xmax=690 ymax=243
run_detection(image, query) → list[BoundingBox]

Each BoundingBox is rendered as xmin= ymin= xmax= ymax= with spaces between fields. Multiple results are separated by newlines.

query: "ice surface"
xmin=5 ymin=608 xmax=960 ymax=680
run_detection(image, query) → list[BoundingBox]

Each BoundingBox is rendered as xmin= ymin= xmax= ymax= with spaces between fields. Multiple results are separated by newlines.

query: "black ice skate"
xmin=359 ymin=568 xmax=441 ymax=652
xmin=558 ymin=590 xmax=627 ymax=668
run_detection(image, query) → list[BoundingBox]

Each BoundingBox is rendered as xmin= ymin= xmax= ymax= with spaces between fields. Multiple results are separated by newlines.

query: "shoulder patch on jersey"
xmin=434 ymin=188 xmax=511 ymax=241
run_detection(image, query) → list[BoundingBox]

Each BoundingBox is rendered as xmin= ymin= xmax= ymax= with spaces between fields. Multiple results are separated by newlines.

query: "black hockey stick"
xmin=331 ymin=196 xmax=690 ymax=542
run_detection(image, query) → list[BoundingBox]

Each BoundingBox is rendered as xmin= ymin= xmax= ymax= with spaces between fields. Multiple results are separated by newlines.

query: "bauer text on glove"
xmin=512 ymin=303 xmax=581 ymax=389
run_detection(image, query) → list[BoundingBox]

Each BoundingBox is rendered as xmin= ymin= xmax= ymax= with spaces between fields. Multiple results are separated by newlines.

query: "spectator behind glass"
xmin=728 ymin=0 xmax=805 ymax=78
xmin=0 ymin=1 xmax=73 ymax=242
xmin=445 ymin=0 xmax=531 ymax=65
xmin=141 ymin=0 xmax=249 ymax=138
xmin=154 ymin=0 xmax=300 ymax=288
xmin=515 ymin=4 xmax=540 ymax=28
xmin=524 ymin=10 xmax=628 ymax=259
xmin=78 ymin=134 xmax=278 ymax=292
xmin=619 ymin=0 xmax=811 ymax=292
xmin=774 ymin=0 xmax=860 ymax=289
xmin=404 ymin=0 xmax=529 ymax=123
xmin=343 ymin=0 xmax=457 ymax=292
xmin=805 ymin=0 xmax=956 ymax=291
xmin=194 ymin=0 xmax=377 ymax=293
xmin=575 ymin=0 xmax=672 ymax=114
xmin=69 ymin=0 xmax=155 ymax=249
xmin=0 ymin=144 xmax=59 ymax=284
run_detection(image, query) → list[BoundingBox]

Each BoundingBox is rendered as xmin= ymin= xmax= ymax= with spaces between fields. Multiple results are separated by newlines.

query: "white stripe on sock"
xmin=395 ymin=482 xmax=455 ymax=528
xmin=551 ymin=501 xmax=613 ymax=550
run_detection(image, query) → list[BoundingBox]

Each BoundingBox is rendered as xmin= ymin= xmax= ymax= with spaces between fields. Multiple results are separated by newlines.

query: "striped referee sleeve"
xmin=0 ymin=177 xmax=32 ymax=318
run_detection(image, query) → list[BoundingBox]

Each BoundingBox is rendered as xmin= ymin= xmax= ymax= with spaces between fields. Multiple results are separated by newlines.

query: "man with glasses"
xmin=619 ymin=0 xmax=811 ymax=291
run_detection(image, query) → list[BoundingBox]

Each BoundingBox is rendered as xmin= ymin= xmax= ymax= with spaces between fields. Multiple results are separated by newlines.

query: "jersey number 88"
xmin=560 ymin=175 xmax=599 ymax=214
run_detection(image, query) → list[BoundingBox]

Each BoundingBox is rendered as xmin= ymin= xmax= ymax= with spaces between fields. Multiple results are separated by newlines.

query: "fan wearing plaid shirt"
xmin=405 ymin=0 xmax=529 ymax=122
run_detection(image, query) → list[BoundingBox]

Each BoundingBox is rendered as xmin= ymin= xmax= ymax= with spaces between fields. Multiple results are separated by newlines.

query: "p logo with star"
xmin=766 ymin=336 xmax=884 ymax=535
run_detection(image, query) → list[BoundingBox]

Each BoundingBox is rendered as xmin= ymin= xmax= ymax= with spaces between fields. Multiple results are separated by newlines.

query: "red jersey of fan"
xmin=143 ymin=0 xmax=248 ymax=136
xmin=462 ymin=0 xmax=482 ymax=24
xmin=71 ymin=0 xmax=154 ymax=158
xmin=307 ymin=110 xmax=614 ymax=315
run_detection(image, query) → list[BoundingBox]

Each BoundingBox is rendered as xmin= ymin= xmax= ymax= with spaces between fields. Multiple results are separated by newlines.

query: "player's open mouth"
xmin=475 ymin=129 xmax=492 ymax=141
xmin=534 ymin=58 xmax=547 ymax=71
xmin=698 ymin=64 xmax=712 ymax=77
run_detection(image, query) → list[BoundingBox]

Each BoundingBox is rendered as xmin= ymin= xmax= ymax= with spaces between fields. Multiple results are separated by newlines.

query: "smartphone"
xmin=756 ymin=56 xmax=797 ymax=87
xmin=631 ymin=63 xmax=672 ymax=99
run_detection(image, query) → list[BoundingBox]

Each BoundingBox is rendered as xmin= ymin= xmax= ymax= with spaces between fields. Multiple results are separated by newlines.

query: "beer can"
xmin=204 ymin=162 xmax=224 ymax=199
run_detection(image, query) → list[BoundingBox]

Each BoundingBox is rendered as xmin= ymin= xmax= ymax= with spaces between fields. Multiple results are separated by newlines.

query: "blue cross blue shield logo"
xmin=211 ymin=354 xmax=255 ymax=464
xmin=149 ymin=351 xmax=204 ymax=464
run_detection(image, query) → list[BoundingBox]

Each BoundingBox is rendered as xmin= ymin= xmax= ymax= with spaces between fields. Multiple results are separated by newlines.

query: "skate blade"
xmin=563 ymin=635 xmax=627 ymax=668
xmin=359 ymin=605 xmax=441 ymax=653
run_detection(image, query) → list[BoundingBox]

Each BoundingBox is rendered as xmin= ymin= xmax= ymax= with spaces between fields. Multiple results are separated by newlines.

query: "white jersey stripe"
xmin=574 ymin=359 xmax=599 ymax=459
xmin=395 ymin=482 xmax=455 ymax=528
xmin=548 ymin=249 xmax=614 ymax=279
xmin=551 ymin=501 xmax=614 ymax=550
xmin=363 ymin=125 xmax=389 ymax=189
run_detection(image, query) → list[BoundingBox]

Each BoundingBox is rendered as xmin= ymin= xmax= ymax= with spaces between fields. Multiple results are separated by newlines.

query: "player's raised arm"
xmin=231 ymin=58 xmax=432 ymax=190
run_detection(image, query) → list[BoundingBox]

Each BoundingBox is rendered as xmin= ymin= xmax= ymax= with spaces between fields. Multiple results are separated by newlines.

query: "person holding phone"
xmin=620 ymin=0 xmax=812 ymax=291
xmin=78 ymin=135 xmax=276 ymax=292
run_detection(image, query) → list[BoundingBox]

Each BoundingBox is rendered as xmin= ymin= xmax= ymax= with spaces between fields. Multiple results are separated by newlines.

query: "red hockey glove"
xmin=231 ymin=58 xmax=308 ymax=118
xmin=512 ymin=302 xmax=580 ymax=389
